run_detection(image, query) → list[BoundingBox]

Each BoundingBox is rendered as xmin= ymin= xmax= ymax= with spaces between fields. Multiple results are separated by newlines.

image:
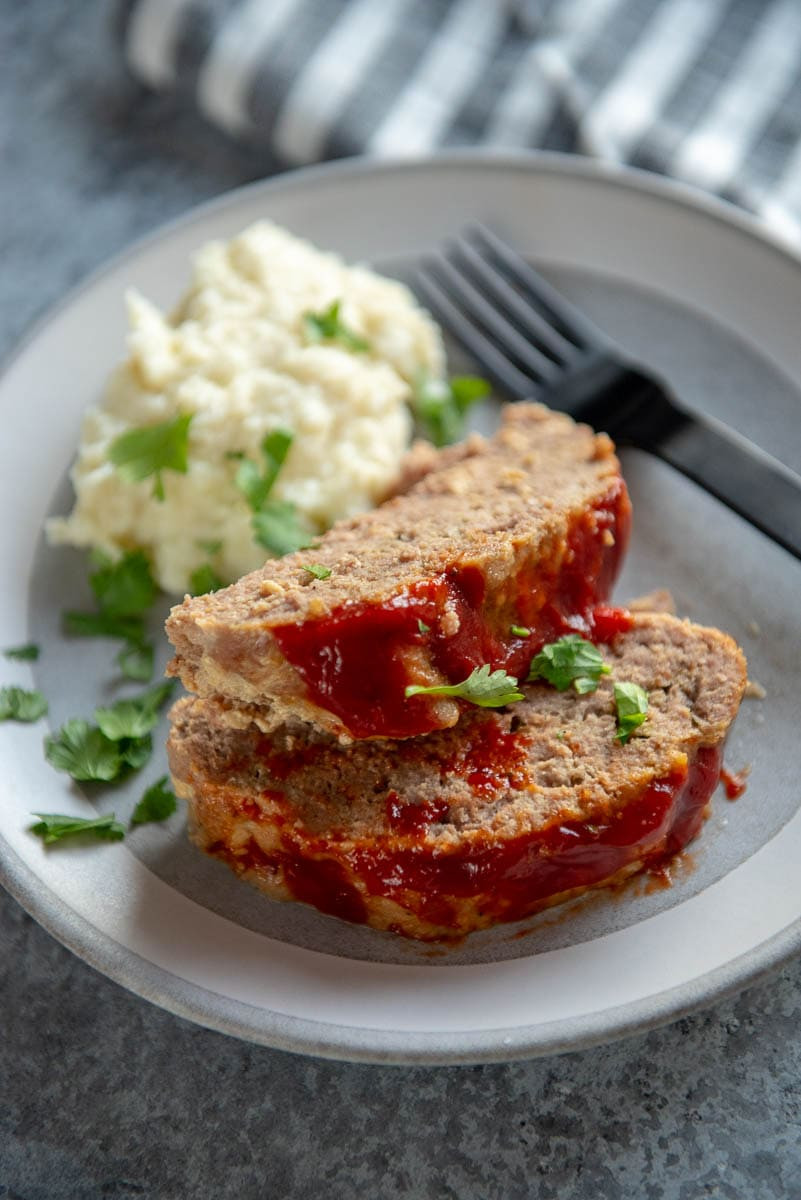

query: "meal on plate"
xmin=31 ymin=218 xmax=748 ymax=942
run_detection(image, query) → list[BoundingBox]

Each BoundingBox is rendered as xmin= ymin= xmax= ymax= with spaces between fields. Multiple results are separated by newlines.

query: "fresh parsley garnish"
xmin=510 ymin=625 xmax=531 ymax=638
xmin=63 ymin=611 xmax=146 ymax=642
xmin=301 ymin=563 xmax=331 ymax=580
xmin=417 ymin=619 xmax=431 ymax=634
xmin=94 ymin=681 xmax=175 ymax=742
xmin=412 ymin=372 xmax=490 ymax=447
xmin=614 ymin=682 xmax=649 ymax=744
xmin=89 ymin=549 xmax=157 ymax=617
xmin=109 ymin=413 xmax=193 ymax=501
xmin=189 ymin=564 xmax=224 ymax=596
xmin=131 ymin=776 xmax=177 ymax=826
xmin=45 ymin=719 xmax=125 ymax=782
xmin=303 ymin=300 xmax=370 ymax=352
xmin=528 ymin=635 xmax=611 ymax=695
xmin=3 ymin=643 xmax=39 ymax=661
xmin=0 ymin=686 xmax=48 ymax=723
xmin=116 ymin=641 xmax=154 ymax=682
xmin=30 ymin=812 xmax=125 ymax=845
xmin=405 ymin=664 xmax=523 ymax=708
xmin=235 ymin=430 xmax=294 ymax=512
xmin=252 ymin=502 xmax=317 ymax=557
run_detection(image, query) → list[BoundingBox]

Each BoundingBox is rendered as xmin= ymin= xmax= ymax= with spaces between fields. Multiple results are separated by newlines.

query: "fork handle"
xmin=650 ymin=406 xmax=801 ymax=561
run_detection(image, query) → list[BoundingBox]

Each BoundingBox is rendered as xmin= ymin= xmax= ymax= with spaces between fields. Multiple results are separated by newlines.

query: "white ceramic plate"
xmin=2 ymin=153 xmax=800 ymax=1065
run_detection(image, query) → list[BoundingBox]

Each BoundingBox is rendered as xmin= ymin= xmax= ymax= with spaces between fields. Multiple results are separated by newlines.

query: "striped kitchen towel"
xmin=118 ymin=0 xmax=801 ymax=243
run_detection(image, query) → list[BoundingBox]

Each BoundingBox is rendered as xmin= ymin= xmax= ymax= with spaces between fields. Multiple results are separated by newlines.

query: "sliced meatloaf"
xmin=166 ymin=404 xmax=631 ymax=741
xmin=167 ymin=613 xmax=747 ymax=941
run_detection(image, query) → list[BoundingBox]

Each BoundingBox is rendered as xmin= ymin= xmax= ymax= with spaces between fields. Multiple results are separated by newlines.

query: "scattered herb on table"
xmin=303 ymin=300 xmax=370 ymax=352
xmin=528 ymin=634 xmax=611 ymax=695
xmin=30 ymin=812 xmax=125 ymax=845
xmin=131 ymin=776 xmax=177 ymax=826
xmin=62 ymin=549 xmax=157 ymax=680
xmin=116 ymin=641 xmax=154 ymax=682
xmin=108 ymin=412 xmax=193 ymax=501
xmin=0 ymin=686 xmax=48 ymax=723
xmin=45 ymin=682 xmax=174 ymax=783
xmin=3 ymin=643 xmax=39 ymax=661
xmin=406 ymin=664 xmax=523 ymax=708
xmin=412 ymin=372 xmax=490 ymax=447
xmin=614 ymin=681 xmax=649 ymax=744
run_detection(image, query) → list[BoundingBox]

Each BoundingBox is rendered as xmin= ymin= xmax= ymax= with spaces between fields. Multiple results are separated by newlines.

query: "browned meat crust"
xmin=167 ymin=614 xmax=747 ymax=941
xmin=165 ymin=404 xmax=631 ymax=740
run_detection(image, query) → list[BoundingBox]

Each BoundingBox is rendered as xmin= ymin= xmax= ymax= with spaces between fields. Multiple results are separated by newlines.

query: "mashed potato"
xmin=48 ymin=221 xmax=445 ymax=594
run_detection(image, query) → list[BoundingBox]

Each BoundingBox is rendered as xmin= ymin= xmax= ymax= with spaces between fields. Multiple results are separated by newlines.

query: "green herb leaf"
xmin=119 ymin=735 xmax=153 ymax=770
xmin=189 ymin=564 xmax=224 ymax=596
xmin=303 ymin=301 xmax=370 ymax=353
xmin=405 ymin=664 xmax=523 ymax=708
xmin=301 ymin=563 xmax=331 ymax=580
xmin=94 ymin=681 xmax=175 ymax=742
xmin=235 ymin=429 xmax=294 ymax=512
xmin=116 ymin=641 xmax=154 ymax=682
xmin=614 ymin=681 xmax=649 ymax=744
xmin=131 ymin=776 xmax=177 ymax=826
xmin=417 ymin=619 xmax=430 ymax=634
xmin=109 ymin=413 xmax=193 ymax=501
xmin=3 ymin=643 xmax=39 ymax=661
xmin=510 ymin=625 xmax=531 ymax=638
xmin=30 ymin=812 xmax=125 ymax=845
xmin=45 ymin=719 xmax=123 ymax=782
xmin=89 ymin=550 xmax=157 ymax=617
xmin=528 ymin=635 xmax=611 ymax=694
xmin=197 ymin=539 xmax=223 ymax=556
xmin=0 ymin=686 xmax=48 ymax=723
xmin=63 ymin=610 xmax=146 ymax=643
xmin=252 ymin=501 xmax=317 ymax=557
xmin=412 ymin=372 xmax=490 ymax=447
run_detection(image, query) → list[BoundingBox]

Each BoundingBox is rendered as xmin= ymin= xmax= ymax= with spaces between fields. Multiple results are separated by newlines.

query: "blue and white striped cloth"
xmin=118 ymin=0 xmax=801 ymax=244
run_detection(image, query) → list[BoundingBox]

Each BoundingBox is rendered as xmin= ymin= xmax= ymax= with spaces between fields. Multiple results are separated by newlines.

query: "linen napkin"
xmin=118 ymin=0 xmax=801 ymax=243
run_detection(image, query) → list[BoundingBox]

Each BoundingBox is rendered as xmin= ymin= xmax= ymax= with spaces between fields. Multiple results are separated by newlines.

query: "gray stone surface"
xmin=2 ymin=5 xmax=801 ymax=1198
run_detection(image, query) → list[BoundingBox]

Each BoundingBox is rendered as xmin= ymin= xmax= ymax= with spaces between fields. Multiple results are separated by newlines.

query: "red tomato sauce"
xmin=272 ymin=480 xmax=632 ymax=739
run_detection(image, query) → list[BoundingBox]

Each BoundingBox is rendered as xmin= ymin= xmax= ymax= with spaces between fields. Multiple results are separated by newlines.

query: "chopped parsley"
xmin=131 ymin=776 xmax=177 ymax=826
xmin=301 ymin=563 xmax=331 ymax=580
xmin=405 ymin=664 xmax=523 ymax=708
xmin=89 ymin=549 xmax=157 ymax=618
xmin=528 ymin=635 xmax=611 ymax=695
xmin=45 ymin=719 xmax=125 ymax=782
xmin=189 ymin=564 xmax=224 ymax=596
xmin=30 ymin=812 xmax=125 ymax=845
xmin=0 ymin=686 xmax=48 ymax=723
xmin=417 ymin=619 xmax=431 ymax=634
xmin=412 ymin=372 xmax=490 ymax=447
xmin=116 ymin=641 xmax=154 ymax=683
xmin=510 ymin=625 xmax=531 ymax=638
xmin=109 ymin=412 xmax=193 ymax=501
xmin=62 ymin=611 xmax=146 ymax=642
xmin=235 ymin=430 xmax=293 ymax=512
xmin=3 ymin=643 xmax=39 ymax=661
xmin=251 ymin=502 xmax=317 ymax=557
xmin=614 ymin=682 xmax=649 ymax=744
xmin=303 ymin=300 xmax=370 ymax=352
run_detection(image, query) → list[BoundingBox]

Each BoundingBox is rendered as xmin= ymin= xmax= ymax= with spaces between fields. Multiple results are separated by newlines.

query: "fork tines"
xmin=417 ymin=224 xmax=605 ymax=401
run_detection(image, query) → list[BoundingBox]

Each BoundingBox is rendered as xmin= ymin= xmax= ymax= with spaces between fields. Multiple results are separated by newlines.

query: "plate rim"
xmin=2 ymin=148 xmax=800 ymax=1065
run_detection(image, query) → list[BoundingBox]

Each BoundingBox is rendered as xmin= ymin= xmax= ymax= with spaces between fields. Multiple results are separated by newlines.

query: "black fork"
xmin=417 ymin=223 xmax=801 ymax=561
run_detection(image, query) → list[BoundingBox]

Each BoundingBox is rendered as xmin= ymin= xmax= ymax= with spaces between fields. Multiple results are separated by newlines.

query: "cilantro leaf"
xmin=94 ymin=681 xmax=175 ymax=741
xmin=116 ymin=641 xmax=154 ymax=682
xmin=412 ymin=372 xmax=490 ymax=447
xmin=235 ymin=429 xmax=294 ymax=512
xmin=131 ymin=776 xmax=177 ymax=826
xmin=30 ymin=812 xmax=125 ymax=845
xmin=252 ymin=502 xmax=317 ymax=557
xmin=301 ymin=563 xmax=331 ymax=580
xmin=189 ymin=564 xmax=224 ymax=596
xmin=0 ymin=686 xmax=48 ymax=723
xmin=528 ymin=635 xmax=611 ymax=694
xmin=45 ymin=719 xmax=123 ymax=782
xmin=510 ymin=625 xmax=531 ymax=638
xmin=119 ymin=735 xmax=153 ymax=770
xmin=303 ymin=301 xmax=369 ymax=352
xmin=62 ymin=611 xmax=146 ymax=643
xmin=614 ymin=681 xmax=649 ymax=744
xmin=89 ymin=549 xmax=157 ymax=617
xmin=3 ymin=643 xmax=39 ymax=661
xmin=109 ymin=413 xmax=193 ymax=501
xmin=405 ymin=664 xmax=523 ymax=708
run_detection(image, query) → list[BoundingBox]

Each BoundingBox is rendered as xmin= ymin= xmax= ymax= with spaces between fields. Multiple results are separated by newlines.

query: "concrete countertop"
xmin=1 ymin=7 xmax=799 ymax=1198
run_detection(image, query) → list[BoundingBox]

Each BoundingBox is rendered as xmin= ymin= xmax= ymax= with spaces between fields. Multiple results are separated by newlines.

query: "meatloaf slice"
xmin=167 ymin=613 xmax=747 ymax=941
xmin=166 ymin=404 xmax=631 ymax=741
